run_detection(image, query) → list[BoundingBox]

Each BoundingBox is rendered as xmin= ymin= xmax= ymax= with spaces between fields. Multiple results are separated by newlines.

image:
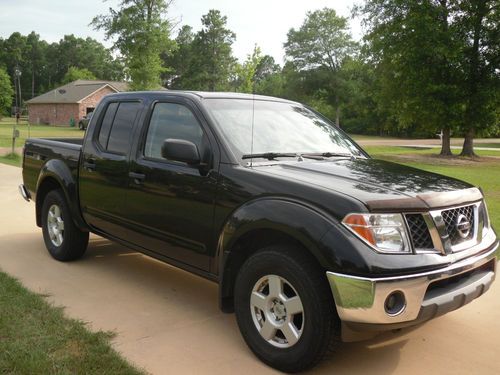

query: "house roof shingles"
xmin=26 ymin=80 xmax=128 ymax=104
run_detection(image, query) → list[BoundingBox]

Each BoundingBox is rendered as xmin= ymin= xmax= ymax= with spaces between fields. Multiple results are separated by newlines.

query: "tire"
xmin=234 ymin=245 xmax=339 ymax=373
xmin=41 ymin=189 xmax=89 ymax=261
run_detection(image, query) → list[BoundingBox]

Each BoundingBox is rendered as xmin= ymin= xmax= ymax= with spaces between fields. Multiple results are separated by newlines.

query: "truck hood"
xmin=256 ymin=158 xmax=480 ymax=211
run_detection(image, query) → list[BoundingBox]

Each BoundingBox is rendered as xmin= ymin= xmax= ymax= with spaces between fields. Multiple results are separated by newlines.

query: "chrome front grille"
xmin=441 ymin=205 xmax=475 ymax=245
xmin=405 ymin=214 xmax=434 ymax=250
xmin=404 ymin=201 xmax=483 ymax=254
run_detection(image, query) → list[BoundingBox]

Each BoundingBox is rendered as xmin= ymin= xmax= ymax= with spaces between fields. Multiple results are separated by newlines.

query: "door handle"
xmin=83 ymin=159 xmax=96 ymax=171
xmin=128 ymin=172 xmax=146 ymax=185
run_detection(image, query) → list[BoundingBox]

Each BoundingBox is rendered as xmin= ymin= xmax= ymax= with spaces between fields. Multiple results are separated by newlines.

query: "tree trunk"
xmin=439 ymin=127 xmax=452 ymax=156
xmin=460 ymin=129 xmax=476 ymax=157
xmin=460 ymin=0 xmax=487 ymax=157
xmin=32 ymin=68 xmax=35 ymax=98
xmin=335 ymin=96 xmax=340 ymax=127
xmin=437 ymin=0 xmax=453 ymax=158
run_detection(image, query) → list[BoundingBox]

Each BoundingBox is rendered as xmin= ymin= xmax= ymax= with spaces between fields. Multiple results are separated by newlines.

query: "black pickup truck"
xmin=20 ymin=91 xmax=498 ymax=372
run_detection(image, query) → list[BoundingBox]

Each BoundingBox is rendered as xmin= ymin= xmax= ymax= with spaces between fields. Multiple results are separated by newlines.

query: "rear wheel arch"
xmin=36 ymin=176 xmax=63 ymax=227
xmin=41 ymin=188 xmax=89 ymax=261
xmin=35 ymin=162 xmax=87 ymax=230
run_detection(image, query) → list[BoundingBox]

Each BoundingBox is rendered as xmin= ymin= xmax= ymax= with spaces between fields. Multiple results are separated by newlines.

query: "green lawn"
xmin=363 ymin=145 xmax=436 ymax=155
xmin=0 ymin=271 xmax=144 ymax=374
xmin=350 ymin=134 xmax=398 ymax=141
xmin=0 ymin=153 xmax=22 ymax=167
xmin=0 ymin=117 xmax=83 ymax=148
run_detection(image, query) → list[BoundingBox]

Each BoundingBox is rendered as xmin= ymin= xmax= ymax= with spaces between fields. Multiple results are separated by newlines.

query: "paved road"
xmin=1 ymin=164 xmax=499 ymax=374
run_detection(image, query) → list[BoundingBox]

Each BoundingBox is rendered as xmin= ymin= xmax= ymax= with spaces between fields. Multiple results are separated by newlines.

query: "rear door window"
xmin=107 ymin=102 xmax=141 ymax=154
xmin=98 ymin=102 xmax=118 ymax=148
xmin=97 ymin=101 xmax=141 ymax=154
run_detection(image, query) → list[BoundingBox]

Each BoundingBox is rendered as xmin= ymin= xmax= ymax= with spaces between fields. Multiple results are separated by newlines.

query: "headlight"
xmin=342 ymin=213 xmax=411 ymax=253
xmin=479 ymin=201 xmax=491 ymax=237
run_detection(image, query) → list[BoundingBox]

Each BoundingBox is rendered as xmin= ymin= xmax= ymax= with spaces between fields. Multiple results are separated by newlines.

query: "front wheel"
xmin=234 ymin=245 xmax=339 ymax=373
xmin=41 ymin=189 xmax=89 ymax=261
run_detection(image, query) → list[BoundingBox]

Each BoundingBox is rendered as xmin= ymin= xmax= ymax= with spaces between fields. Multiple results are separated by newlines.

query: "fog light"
xmin=384 ymin=291 xmax=406 ymax=316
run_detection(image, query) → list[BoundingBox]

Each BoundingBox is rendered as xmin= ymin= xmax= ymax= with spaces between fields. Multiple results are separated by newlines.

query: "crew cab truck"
xmin=20 ymin=91 xmax=498 ymax=373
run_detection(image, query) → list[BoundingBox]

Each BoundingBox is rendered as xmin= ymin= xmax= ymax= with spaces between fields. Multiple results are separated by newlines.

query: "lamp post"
xmin=12 ymin=67 xmax=22 ymax=154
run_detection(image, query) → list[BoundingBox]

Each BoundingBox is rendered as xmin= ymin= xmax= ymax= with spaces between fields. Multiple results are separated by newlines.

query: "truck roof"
xmin=103 ymin=90 xmax=298 ymax=104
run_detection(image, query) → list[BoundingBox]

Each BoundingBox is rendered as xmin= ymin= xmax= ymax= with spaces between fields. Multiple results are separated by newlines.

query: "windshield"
xmin=204 ymin=99 xmax=364 ymax=161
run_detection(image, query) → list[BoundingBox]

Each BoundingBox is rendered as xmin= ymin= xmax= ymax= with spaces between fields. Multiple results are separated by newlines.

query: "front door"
xmin=123 ymin=100 xmax=219 ymax=271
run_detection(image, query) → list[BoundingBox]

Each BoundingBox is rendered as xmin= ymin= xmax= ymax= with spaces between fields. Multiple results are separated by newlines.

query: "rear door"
xmin=123 ymin=98 xmax=219 ymax=271
xmin=79 ymin=99 xmax=143 ymax=238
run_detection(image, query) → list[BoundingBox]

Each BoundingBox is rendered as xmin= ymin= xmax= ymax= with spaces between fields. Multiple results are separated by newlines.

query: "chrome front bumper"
xmin=327 ymin=232 xmax=498 ymax=331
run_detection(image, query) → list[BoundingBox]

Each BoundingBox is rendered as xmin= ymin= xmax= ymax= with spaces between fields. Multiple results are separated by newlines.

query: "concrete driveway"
xmin=1 ymin=163 xmax=499 ymax=374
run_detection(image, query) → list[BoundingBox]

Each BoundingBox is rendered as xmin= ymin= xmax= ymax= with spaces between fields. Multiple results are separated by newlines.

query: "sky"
xmin=0 ymin=0 xmax=362 ymax=64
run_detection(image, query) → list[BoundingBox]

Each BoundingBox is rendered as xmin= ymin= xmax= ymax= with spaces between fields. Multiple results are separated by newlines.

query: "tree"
xmin=338 ymin=57 xmax=385 ymax=136
xmin=356 ymin=0 xmax=465 ymax=154
xmin=357 ymin=0 xmax=499 ymax=156
xmin=0 ymin=32 xmax=124 ymax=101
xmin=0 ymin=32 xmax=124 ymax=114
xmin=254 ymin=55 xmax=281 ymax=84
xmin=234 ymin=45 xmax=263 ymax=93
xmin=0 ymin=67 xmax=14 ymax=118
xmin=25 ymin=32 xmax=47 ymax=98
xmin=456 ymin=0 xmax=499 ymax=156
xmin=253 ymin=55 xmax=284 ymax=97
xmin=182 ymin=10 xmax=236 ymax=91
xmin=92 ymin=0 xmax=174 ymax=90
xmin=62 ymin=67 xmax=97 ymax=83
xmin=284 ymin=8 xmax=358 ymax=126
xmin=162 ymin=25 xmax=195 ymax=88
xmin=53 ymin=35 xmax=124 ymax=85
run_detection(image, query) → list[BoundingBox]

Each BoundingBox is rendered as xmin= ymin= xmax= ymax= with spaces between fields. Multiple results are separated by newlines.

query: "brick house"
xmin=26 ymin=80 xmax=128 ymax=125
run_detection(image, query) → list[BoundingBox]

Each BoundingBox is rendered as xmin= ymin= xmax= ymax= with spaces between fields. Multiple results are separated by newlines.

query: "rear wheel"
xmin=41 ymin=189 xmax=89 ymax=261
xmin=234 ymin=245 xmax=339 ymax=373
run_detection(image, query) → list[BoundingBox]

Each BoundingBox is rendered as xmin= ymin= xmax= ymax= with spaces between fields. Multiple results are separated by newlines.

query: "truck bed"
xmin=22 ymin=138 xmax=83 ymax=195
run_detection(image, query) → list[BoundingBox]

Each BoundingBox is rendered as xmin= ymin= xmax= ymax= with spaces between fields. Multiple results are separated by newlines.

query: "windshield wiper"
xmin=301 ymin=152 xmax=354 ymax=159
xmin=242 ymin=151 xmax=356 ymax=161
xmin=242 ymin=152 xmax=298 ymax=160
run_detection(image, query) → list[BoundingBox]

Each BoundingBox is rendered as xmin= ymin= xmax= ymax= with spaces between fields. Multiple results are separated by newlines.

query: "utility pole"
xmin=12 ymin=67 xmax=21 ymax=155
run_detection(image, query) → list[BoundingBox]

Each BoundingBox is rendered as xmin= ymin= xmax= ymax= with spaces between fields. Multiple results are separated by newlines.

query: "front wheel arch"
xmin=216 ymin=198 xmax=340 ymax=313
xmin=219 ymin=226 xmax=328 ymax=313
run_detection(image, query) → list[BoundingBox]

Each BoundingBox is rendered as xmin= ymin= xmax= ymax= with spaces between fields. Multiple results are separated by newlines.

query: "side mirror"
xmin=161 ymin=138 xmax=201 ymax=165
